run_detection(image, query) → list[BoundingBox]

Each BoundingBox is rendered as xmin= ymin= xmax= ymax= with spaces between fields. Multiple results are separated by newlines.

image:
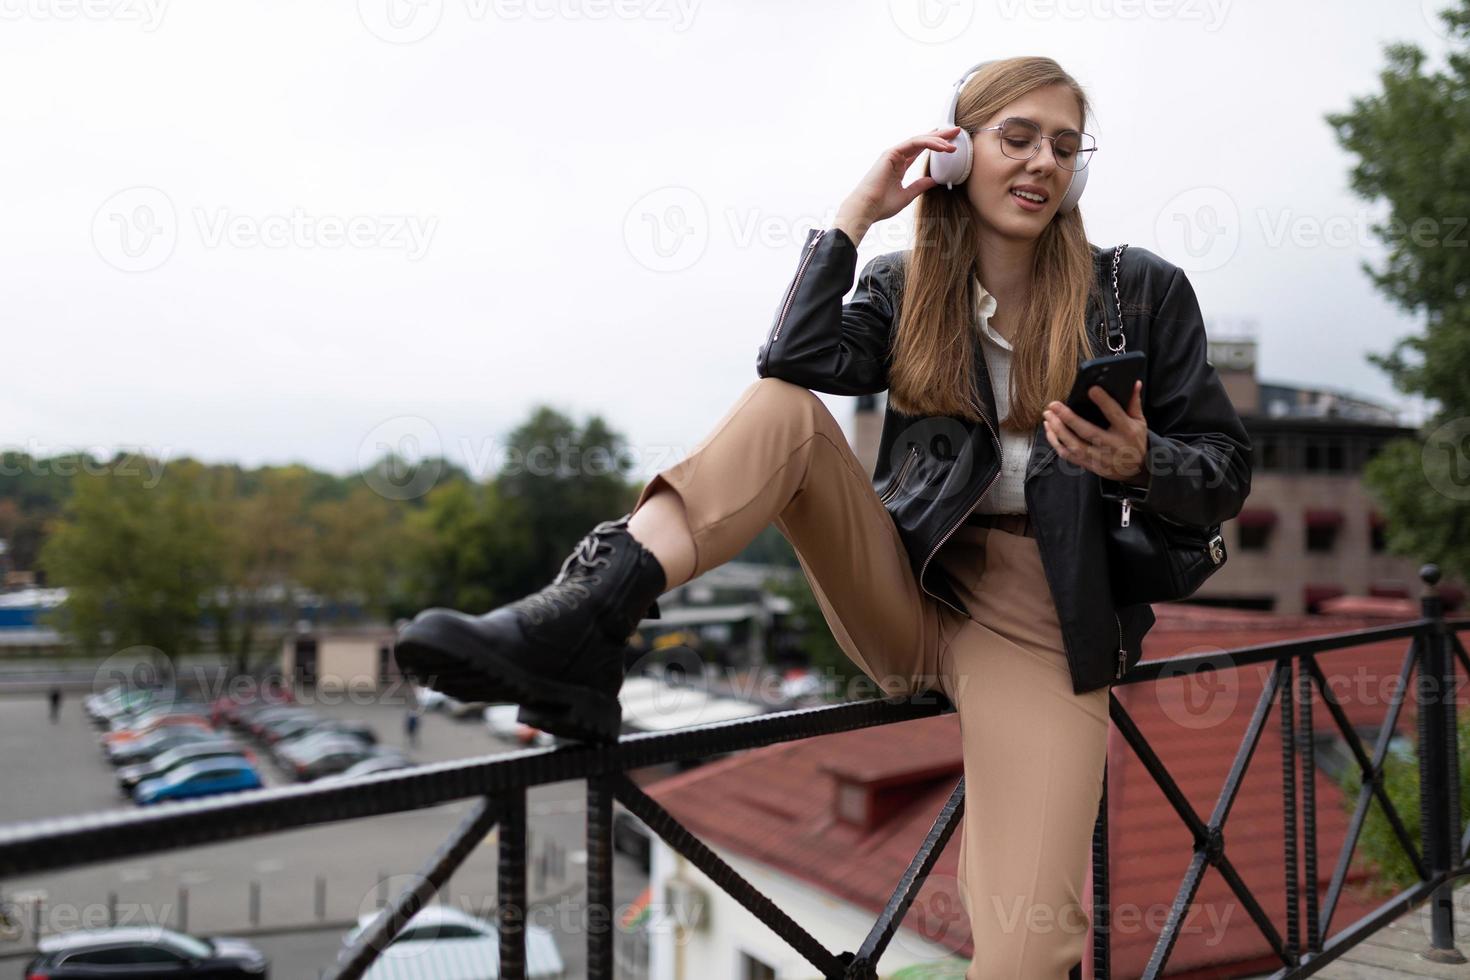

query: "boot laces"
xmin=514 ymin=520 xmax=621 ymax=625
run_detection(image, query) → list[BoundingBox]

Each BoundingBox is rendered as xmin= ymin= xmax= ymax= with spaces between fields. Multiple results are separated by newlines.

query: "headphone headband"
xmin=944 ymin=59 xmax=999 ymax=126
xmin=928 ymin=57 xmax=1091 ymax=214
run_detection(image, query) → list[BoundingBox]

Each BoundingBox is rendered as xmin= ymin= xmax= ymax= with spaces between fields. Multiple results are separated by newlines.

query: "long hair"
xmin=886 ymin=57 xmax=1096 ymax=435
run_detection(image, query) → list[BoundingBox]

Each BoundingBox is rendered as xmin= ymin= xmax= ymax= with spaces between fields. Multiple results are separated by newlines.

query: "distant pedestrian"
xmin=405 ymin=708 xmax=420 ymax=748
xmin=47 ymin=687 xmax=61 ymax=724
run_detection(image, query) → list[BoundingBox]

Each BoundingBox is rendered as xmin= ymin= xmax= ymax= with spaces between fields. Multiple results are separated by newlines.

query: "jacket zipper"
xmin=765 ymin=229 xmax=825 ymax=356
xmin=879 ymin=446 xmax=920 ymax=504
xmin=1025 ymin=435 xmax=1127 ymax=682
xmin=918 ymin=413 xmax=1002 ymax=603
xmin=1114 ymin=610 xmax=1127 ymax=680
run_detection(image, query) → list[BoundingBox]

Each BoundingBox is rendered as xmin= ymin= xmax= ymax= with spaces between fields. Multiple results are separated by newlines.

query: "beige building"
xmin=850 ymin=336 xmax=1462 ymax=616
xmin=280 ymin=626 xmax=401 ymax=692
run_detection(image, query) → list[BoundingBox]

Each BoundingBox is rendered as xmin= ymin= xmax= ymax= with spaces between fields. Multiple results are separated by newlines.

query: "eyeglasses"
xmin=973 ymin=117 xmax=1097 ymax=172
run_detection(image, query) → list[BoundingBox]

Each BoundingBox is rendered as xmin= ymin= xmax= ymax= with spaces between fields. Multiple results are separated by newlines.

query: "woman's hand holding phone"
xmin=834 ymin=126 xmax=963 ymax=246
xmin=1042 ymin=380 xmax=1152 ymax=486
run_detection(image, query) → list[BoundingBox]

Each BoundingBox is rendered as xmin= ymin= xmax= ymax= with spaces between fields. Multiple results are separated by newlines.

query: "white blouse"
xmin=969 ymin=278 xmax=1034 ymax=516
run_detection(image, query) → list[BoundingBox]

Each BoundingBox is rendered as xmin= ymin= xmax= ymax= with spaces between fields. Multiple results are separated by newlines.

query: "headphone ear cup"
xmin=927 ymin=127 xmax=972 ymax=190
xmin=1055 ymin=159 xmax=1088 ymax=214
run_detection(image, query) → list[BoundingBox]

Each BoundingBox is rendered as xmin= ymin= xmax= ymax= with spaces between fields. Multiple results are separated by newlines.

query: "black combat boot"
xmin=393 ymin=513 xmax=667 ymax=742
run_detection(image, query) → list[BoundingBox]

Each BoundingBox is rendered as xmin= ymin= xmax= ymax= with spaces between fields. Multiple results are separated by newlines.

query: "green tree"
xmin=203 ymin=466 xmax=315 ymax=674
xmin=494 ymin=406 xmax=640 ymax=582
xmin=298 ymin=485 xmax=416 ymax=624
xmin=406 ymin=478 xmax=535 ymax=613
xmin=1343 ymin=714 xmax=1470 ymax=895
xmin=39 ymin=457 xmax=222 ymax=660
xmin=1326 ymin=1 xmax=1470 ymax=580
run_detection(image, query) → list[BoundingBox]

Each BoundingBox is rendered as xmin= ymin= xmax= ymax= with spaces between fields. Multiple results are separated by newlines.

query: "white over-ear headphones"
xmin=926 ymin=59 xmax=1091 ymax=215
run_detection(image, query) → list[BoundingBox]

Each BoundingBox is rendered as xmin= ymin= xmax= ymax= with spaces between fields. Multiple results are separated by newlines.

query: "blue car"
xmin=133 ymin=758 xmax=263 ymax=806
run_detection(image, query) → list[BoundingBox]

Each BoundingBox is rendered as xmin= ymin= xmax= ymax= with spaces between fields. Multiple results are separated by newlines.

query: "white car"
xmin=483 ymin=704 xmax=554 ymax=747
xmin=342 ymin=904 xmax=564 ymax=979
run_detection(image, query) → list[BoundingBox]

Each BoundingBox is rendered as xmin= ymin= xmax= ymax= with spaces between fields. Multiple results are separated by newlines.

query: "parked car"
xmin=116 ymin=741 xmax=257 ymax=795
xmin=323 ymin=720 xmax=377 ymax=744
xmin=212 ymin=688 xmax=294 ymax=726
xmin=318 ymin=753 xmax=414 ymax=784
xmin=258 ymin=714 xmax=326 ymax=744
xmin=270 ymin=718 xmax=377 ymax=753
xmin=106 ymin=701 xmax=210 ymax=732
xmin=133 ymin=758 xmax=263 ymax=805
xmin=241 ymin=706 xmax=317 ymax=738
xmin=271 ymin=728 xmax=374 ymax=765
xmin=485 ymin=703 xmax=554 ymax=747
xmin=277 ymin=738 xmax=373 ymax=782
xmin=341 ymin=905 xmax=563 ymax=979
xmin=101 ymin=715 xmax=213 ymax=748
xmin=24 ymin=926 xmax=267 ymax=977
xmin=85 ymin=687 xmax=157 ymax=725
xmin=105 ymin=727 xmax=220 ymax=766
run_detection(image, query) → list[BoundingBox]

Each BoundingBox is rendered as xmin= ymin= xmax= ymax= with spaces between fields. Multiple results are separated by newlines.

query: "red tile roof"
xmin=647 ymin=606 xmax=1470 ymax=977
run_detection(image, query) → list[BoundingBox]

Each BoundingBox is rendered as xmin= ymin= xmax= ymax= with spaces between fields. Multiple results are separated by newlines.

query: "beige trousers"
xmin=631 ymin=377 xmax=1111 ymax=979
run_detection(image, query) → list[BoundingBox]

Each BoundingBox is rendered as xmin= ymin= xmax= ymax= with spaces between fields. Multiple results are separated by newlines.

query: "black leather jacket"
xmin=755 ymin=226 xmax=1252 ymax=693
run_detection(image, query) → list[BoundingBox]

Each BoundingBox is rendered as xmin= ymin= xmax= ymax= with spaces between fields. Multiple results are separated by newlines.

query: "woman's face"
xmin=963 ymin=82 xmax=1086 ymax=242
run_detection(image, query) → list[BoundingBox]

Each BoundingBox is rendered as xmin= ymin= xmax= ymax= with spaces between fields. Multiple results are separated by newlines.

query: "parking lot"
xmin=0 ymin=690 xmax=651 ymax=977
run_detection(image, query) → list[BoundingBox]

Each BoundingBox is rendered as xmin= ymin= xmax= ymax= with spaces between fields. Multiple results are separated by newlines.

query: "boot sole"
xmin=394 ymin=611 xmax=622 ymax=743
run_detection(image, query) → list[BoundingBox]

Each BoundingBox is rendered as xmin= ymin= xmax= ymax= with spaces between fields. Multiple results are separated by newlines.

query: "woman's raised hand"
xmin=834 ymin=127 xmax=961 ymax=244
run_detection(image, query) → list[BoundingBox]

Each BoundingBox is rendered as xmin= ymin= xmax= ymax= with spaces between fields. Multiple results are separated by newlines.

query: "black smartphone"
xmin=1063 ymin=351 xmax=1146 ymax=429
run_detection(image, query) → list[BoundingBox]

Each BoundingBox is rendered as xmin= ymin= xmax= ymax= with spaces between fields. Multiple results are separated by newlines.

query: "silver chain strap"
xmin=1104 ymin=242 xmax=1128 ymax=354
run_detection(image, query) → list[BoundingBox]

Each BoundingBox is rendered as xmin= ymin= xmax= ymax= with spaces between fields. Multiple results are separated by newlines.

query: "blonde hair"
xmin=886 ymin=56 xmax=1096 ymax=434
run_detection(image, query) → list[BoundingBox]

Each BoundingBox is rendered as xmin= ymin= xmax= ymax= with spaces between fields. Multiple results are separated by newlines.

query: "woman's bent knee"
xmin=746 ymin=377 xmax=841 ymax=433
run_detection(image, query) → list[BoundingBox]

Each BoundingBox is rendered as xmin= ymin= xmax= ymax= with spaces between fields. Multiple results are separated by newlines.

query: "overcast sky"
xmin=0 ymin=0 xmax=1454 ymax=488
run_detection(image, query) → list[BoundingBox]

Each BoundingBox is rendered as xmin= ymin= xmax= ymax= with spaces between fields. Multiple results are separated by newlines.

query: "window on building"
xmin=1325 ymin=440 xmax=1345 ymax=472
xmin=1239 ymin=525 xmax=1271 ymax=550
xmin=1304 ymin=510 xmax=1344 ymax=553
xmin=1306 ymin=524 xmax=1337 ymax=552
xmin=1369 ymin=512 xmax=1388 ymax=553
xmin=1235 ymin=509 xmax=1277 ymax=551
xmin=741 ymin=952 xmax=778 ymax=980
xmin=1260 ymin=437 xmax=1281 ymax=471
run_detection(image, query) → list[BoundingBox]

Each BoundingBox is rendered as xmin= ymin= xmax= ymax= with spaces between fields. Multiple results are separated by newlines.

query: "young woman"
xmin=396 ymin=56 xmax=1252 ymax=978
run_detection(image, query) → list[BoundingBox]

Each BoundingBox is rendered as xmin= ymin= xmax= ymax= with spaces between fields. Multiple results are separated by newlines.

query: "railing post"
xmin=1297 ymin=655 xmax=1320 ymax=954
xmin=1090 ymin=765 xmax=1110 ymax=980
xmin=1280 ymin=657 xmax=1300 ymax=969
xmin=1417 ymin=563 xmax=1465 ymax=963
xmin=498 ymin=793 xmax=527 ymax=980
xmin=587 ymin=775 xmax=615 ymax=979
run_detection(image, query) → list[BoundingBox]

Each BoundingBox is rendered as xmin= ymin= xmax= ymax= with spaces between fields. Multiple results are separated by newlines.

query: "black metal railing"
xmin=1 ymin=565 xmax=1468 ymax=979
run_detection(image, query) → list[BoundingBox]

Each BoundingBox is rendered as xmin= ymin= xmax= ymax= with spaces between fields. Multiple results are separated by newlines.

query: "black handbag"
xmin=1096 ymin=244 xmax=1228 ymax=606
